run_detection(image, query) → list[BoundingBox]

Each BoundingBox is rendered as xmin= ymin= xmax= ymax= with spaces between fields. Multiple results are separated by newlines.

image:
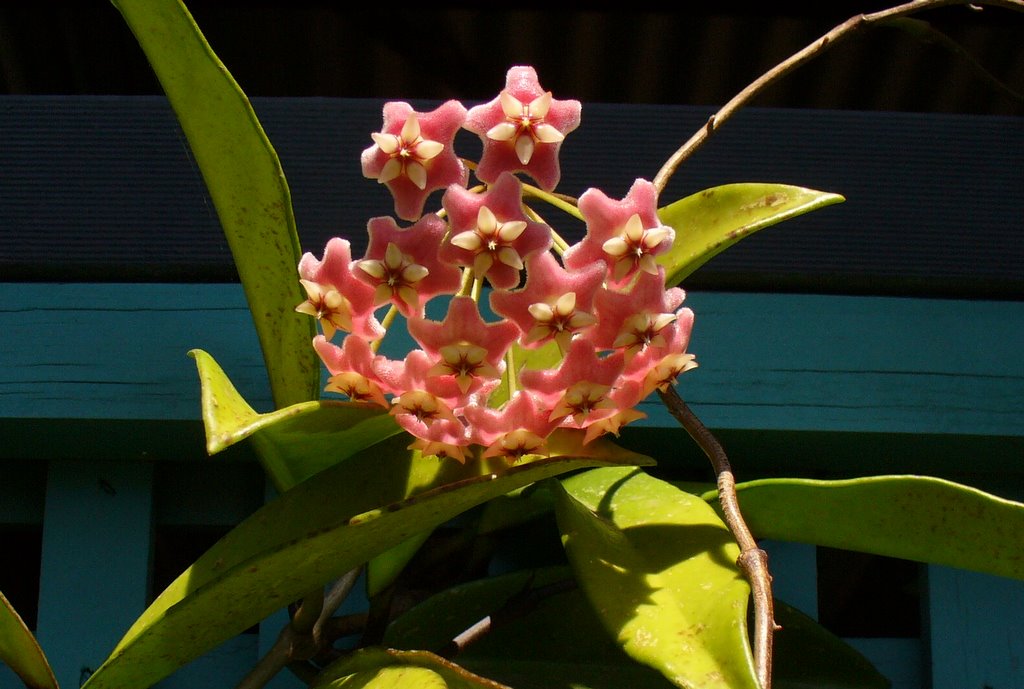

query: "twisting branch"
xmin=652 ymin=0 xmax=1024 ymax=194
xmin=234 ymin=568 xmax=363 ymax=689
xmin=658 ymin=386 xmax=775 ymax=689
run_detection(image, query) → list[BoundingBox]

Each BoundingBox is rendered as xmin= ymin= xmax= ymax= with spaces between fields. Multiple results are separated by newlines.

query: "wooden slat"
xmin=926 ymin=566 xmax=1024 ymax=689
xmin=34 ymin=459 xmax=153 ymax=689
xmin=1 ymin=97 xmax=1021 ymax=297
xmin=2 ymin=284 xmax=1021 ymax=439
xmin=761 ymin=541 xmax=818 ymax=620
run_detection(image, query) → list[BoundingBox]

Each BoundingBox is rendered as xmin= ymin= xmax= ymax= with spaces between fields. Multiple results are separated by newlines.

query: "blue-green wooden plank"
xmin=926 ymin=565 xmax=1024 ymax=689
xmin=761 ymin=540 xmax=817 ymax=620
xmin=2 ymin=284 xmax=1022 ymax=436
xmin=1 ymin=283 xmax=270 ymax=419
xmin=675 ymin=292 xmax=1024 ymax=436
xmin=35 ymin=460 xmax=154 ymax=689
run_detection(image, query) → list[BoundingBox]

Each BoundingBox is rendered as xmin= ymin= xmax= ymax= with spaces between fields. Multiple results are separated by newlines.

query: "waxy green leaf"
xmin=82 ymin=433 xmax=649 ymax=689
xmin=386 ymin=567 xmax=678 ymax=689
xmin=113 ymin=0 xmax=318 ymax=409
xmin=0 ymin=591 xmax=58 ymax=689
xmin=657 ymin=183 xmax=844 ymax=287
xmin=714 ymin=476 xmax=1024 ymax=581
xmin=367 ymin=531 xmax=433 ymax=597
xmin=555 ymin=468 xmax=758 ymax=689
xmin=191 ymin=349 xmax=400 ymax=491
xmin=773 ymin=600 xmax=889 ymax=689
xmin=313 ymin=648 xmax=512 ymax=689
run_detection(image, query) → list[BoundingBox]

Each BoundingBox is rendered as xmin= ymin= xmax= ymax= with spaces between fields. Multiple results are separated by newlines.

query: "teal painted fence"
xmin=2 ymin=283 xmax=1023 ymax=689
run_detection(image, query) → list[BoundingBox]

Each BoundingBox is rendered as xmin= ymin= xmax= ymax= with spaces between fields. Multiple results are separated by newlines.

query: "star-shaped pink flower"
xmin=439 ymin=173 xmax=552 ymax=289
xmin=440 ymin=175 xmax=552 ymax=290
xmin=313 ymin=334 xmax=389 ymax=408
xmin=407 ymin=297 xmax=519 ymax=376
xmin=403 ymin=417 xmax=472 ymax=463
xmin=619 ymin=307 xmax=697 ymax=397
xmin=590 ymin=268 xmax=686 ymax=355
xmin=562 ymin=179 xmax=675 ymax=287
xmin=297 ymin=238 xmax=383 ymax=341
xmin=354 ymin=215 xmax=462 ymax=318
xmin=464 ymin=66 xmax=581 ymax=191
xmin=361 ymin=100 xmax=468 ymax=221
xmin=489 ymin=251 xmax=605 ymax=350
xmin=583 ymin=380 xmax=648 ymax=444
xmin=519 ymin=338 xmax=625 ymax=427
xmin=463 ymin=391 xmax=562 ymax=461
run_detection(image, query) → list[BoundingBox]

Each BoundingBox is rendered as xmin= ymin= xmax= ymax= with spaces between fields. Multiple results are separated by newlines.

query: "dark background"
xmin=2 ymin=1 xmax=1023 ymax=114
xmin=2 ymin=2 xmax=1022 ymax=297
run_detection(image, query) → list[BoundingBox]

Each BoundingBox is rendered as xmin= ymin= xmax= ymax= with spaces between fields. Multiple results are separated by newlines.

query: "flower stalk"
xmin=658 ymin=386 xmax=776 ymax=689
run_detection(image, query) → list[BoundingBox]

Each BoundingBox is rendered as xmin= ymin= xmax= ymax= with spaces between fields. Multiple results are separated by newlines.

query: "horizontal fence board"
xmin=1 ymin=97 xmax=1021 ymax=297
xmin=2 ymin=284 xmax=1021 ymax=439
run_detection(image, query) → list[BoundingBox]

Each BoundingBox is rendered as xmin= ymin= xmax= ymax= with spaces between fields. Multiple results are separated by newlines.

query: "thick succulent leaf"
xmin=657 ymin=183 xmax=844 ymax=287
xmin=555 ymin=468 xmax=758 ymax=689
xmin=386 ymin=567 xmax=678 ymax=689
xmin=313 ymin=648 xmax=512 ymax=689
xmin=81 ymin=437 xmax=650 ymax=689
xmin=709 ymin=476 xmax=1024 ymax=581
xmin=0 ymin=591 xmax=58 ymax=689
xmin=773 ymin=600 xmax=889 ymax=689
xmin=191 ymin=349 xmax=400 ymax=490
xmin=367 ymin=531 xmax=433 ymax=597
xmin=476 ymin=485 xmax=556 ymax=535
xmin=113 ymin=0 xmax=318 ymax=408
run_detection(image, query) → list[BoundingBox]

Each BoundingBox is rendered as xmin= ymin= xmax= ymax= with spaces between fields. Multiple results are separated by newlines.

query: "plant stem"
xmin=652 ymin=0 xmax=1024 ymax=194
xmin=657 ymin=386 xmax=775 ymax=689
xmin=520 ymin=182 xmax=583 ymax=221
xmin=233 ymin=570 xmax=363 ymax=689
xmin=370 ymin=306 xmax=399 ymax=354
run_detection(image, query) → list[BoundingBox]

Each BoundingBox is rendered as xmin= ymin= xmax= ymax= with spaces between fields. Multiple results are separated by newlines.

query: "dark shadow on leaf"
xmin=622 ymin=523 xmax=739 ymax=572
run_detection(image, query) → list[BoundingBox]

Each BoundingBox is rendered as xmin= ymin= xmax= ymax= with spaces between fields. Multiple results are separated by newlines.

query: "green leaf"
xmin=113 ymin=0 xmax=318 ymax=408
xmin=367 ymin=531 xmax=433 ymax=598
xmin=712 ymin=476 xmax=1024 ymax=581
xmin=555 ymin=468 xmax=758 ymax=689
xmin=385 ymin=567 xmax=678 ymax=689
xmin=0 ymin=590 xmax=58 ymax=689
xmin=476 ymin=485 xmax=556 ymax=535
xmin=312 ymin=648 xmax=512 ymax=689
xmin=82 ymin=437 xmax=651 ymax=689
xmin=657 ymin=183 xmax=844 ymax=287
xmin=772 ymin=600 xmax=889 ymax=689
xmin=190 ymin=348 xmax=400 ymax=491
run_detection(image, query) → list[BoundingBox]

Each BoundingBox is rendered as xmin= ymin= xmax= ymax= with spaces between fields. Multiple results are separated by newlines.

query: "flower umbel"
xmin=302 ymin=66 xmax=696 ymax=463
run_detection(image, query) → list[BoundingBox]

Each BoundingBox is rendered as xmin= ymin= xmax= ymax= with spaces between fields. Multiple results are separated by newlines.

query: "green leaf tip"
xmin=657 ymin=183 xmax=844 ymax=287
xmin=721 ymin=475 xmax=1024 ymax=582
xmin=114 ymin=0 xmax=318 ymax=409
xmin=190 ymin=348 xmax=401 ymax=491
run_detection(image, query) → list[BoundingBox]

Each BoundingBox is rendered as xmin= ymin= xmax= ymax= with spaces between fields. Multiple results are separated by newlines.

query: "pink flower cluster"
xmin=297 ymin=66 xmax=697 ymax=463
